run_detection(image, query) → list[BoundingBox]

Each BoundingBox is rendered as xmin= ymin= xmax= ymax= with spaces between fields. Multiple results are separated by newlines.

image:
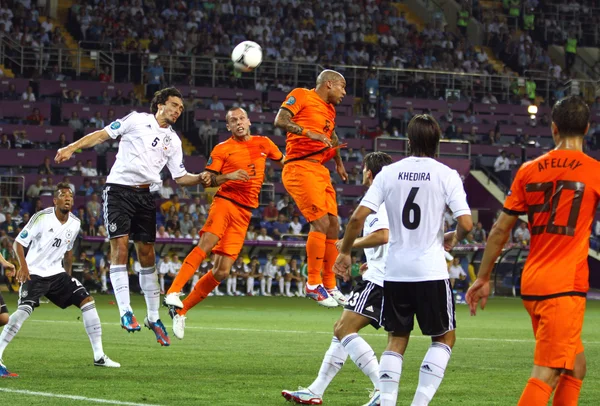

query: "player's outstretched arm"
xmin=340 ymin=228 xmax=389 ymax=250
xmin=174 ymin=172 xmax=208 ymax=187
xmin=12 ymin=240 xmax=30 ymax=283
xmin=466 ymin=212 xmax=517 ymax=315
xmin=201 ymin=169 xmax=249 ymax=187
xmin=0 ymin=252 xmax=15 ymax=272
xmin=274 ymin=109 xmax=332 ymax=147
xmin=55 ymin=129 xmax=112 ymax=163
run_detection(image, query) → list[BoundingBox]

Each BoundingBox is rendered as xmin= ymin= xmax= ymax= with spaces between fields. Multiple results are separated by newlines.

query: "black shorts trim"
xmin=0 ymin=292 xmax=7 ymax=314
xmin=344 ymin=280 xmax=383 ymax=329
xmin=18 ymin=273 xmax=90 ymax=310
xmin=214 ymin=194 xmax=255 ymax=211
xmin=284 ymin=146 xmax=329 ymax=164
xmin=103 ymin=184 xmax=156 ymax=242
xmin=502 ymin=207 xmax=526 ymax=216
xmin=382 ymin=279 xmax=456 ymax=336
xmin=521 ymin=291 xmax=587 ymax=301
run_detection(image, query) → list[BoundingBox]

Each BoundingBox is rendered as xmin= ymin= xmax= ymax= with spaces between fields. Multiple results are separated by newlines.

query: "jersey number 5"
xmin=526 ymin=181 xmax=585 ymax=236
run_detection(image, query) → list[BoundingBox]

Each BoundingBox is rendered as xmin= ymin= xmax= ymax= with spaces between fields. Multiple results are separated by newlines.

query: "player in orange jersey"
xmin=467 ymin=96 xmax=599 ymax=406
xmin=274 ymin=70 xmax=348 ymax=308
xmin=164 ymin=107 xmax=283 ymax=339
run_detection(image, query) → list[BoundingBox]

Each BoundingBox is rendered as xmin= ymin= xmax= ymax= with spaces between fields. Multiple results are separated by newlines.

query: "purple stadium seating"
xmin=0 ymin=149 xmax=96 ymax=168
xmin=178 ymin=86 xmax=262 ymax=102
xmin=1 ymin=78 xmax=30 ymax=93
xmin=106 ymin=152 xmax=207 ymax=173
xmin=0 ymin=124 xmax=74 ymax=142
xmin=61 ymin=103 xmax=136 ymax=121
xmin=37 ymin=80 xmax=134 ymax=98
xmin=471 ymin=145 xmax=521 ymax=156
xmin=0 ymin=101 xmax=51 ymax=120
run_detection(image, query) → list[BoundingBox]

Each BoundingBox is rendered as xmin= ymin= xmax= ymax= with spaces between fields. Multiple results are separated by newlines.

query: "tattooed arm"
xmin=274 ymin=109 xmax=332 ymax=147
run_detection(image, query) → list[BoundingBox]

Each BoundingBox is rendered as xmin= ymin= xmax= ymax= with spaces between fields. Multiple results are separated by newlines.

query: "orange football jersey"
xmin=504 ymin=149 xmax=600 ymax=298
xmin=280 ymin=88 xmax=337 ymax=162
xmin=205 ymin=135 xmax=283 ymax=209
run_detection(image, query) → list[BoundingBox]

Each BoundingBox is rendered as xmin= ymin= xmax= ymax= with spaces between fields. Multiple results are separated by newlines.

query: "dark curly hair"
xmin=150 ymin=87 xmax=183 ymax=114
xmin=363 ymin=152 xmax=392 ymax=177
xmin=551 ymin=95 xmax=590 ymax=137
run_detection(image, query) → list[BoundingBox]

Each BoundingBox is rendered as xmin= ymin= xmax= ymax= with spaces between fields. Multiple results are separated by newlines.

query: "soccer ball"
xmin=231 ymin=41 xmax=263 ymax=72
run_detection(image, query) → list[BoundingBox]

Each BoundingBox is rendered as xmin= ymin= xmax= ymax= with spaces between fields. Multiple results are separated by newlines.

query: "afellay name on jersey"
xmin=398 ymin=172 xmax=431 ymax=181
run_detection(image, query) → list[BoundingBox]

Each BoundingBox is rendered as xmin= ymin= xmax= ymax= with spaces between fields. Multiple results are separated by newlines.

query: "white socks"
xmin=278 ymin=277 xmax=284 ymax=295
xmin=109 ymin=265 xmax=131 ymax=317
xmin=0 ymin=306 xmax=31 ymax=360
xmin=139 ymin=266 xmax=160 ymax=323
xmin=266 ymin=277 xmax=272 ymax=294
xmin=81 ymin=301 xmax=104 ymax=360
xmin=308 ymin=337 xmax=348 ymax=396
xmin=260 ymin=278 xmax=266 ymax=295
xmin=379 ymin=351 xmax=404 ymax=406
xmin=285 ymin=281 xmax=292 ymax=296
xmin=297 ymin=281 xmax=304 ymax=296
xmin=341 ymin=333 xmax=380 ymax=390
xmin=247 ymin=277 xmax=255 ymax=295
xmin=159 ymin=274 xmax=165 ymax=293
xmin=101 ymin=273 xmax=107 ymax=291
xmin=411 ymin=342 xmax=452 ymax=406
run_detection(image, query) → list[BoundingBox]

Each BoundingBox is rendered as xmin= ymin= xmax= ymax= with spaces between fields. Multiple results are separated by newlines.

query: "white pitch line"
xmin=0 ymin=388 xmax=161 ymax=406
xmin=27 ymin=319 xmax=600 ymax=345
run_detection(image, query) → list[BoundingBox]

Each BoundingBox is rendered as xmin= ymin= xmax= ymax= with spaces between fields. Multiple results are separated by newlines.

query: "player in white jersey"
xmin=282 ymin=152 xmax=392 ymax=406
xmin=0 ymin=183 xmax=119 ymax=378
xmin=334 ymin=115 xmax=473 ymax=406
xmin=55 ymin=88 xmax=208 ymax=346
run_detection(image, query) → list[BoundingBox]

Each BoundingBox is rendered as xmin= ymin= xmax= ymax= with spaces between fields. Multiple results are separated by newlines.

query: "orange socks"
xmin=518 ymin=378 xmax=553 ymax=406
xmin=322 ymin=239 xmax=338 ymax=290
xmin=552 ymin=375 xmax=582 ymax=406
xmin=168 ymin=246 xmax=207 ymax=294
xmin=306 ymin=231 xmax=327 ymax=286
xmin=178 ymin=271 xmax=221 ymax=316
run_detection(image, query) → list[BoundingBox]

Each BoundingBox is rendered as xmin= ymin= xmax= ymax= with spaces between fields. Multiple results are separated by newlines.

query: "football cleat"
xmin=362 ymin=389 xmax=381 ymax=406
xmin=94 ymin=355 xmax=121 ymax=368
xmin=282 ymin=387 xmax=323 ymax=405
xmin=326 ymin=287 xmax=347 ymax=306
xmin=163 ymin=292 xmax=184 ymax=309
xmin=0 ymin=359 xmax=18 ymax=378
xmin=144 ymin=317 xmax=170 ymax=346
xmin=171 ymin=313 xmax=186 ymax=340
xmin=120 ymin=311 xmax=141 ymax=332
xmin=305 ymin=284 xmax=338 ymax=308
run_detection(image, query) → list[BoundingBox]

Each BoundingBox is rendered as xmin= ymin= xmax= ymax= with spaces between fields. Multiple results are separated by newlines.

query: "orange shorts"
xmin=201 ymin=197 xmax=252 ymax=260
xmin=282 ymin=160 xmax=337 ymax=222
xmin=523 ymin=295 xmax=586 ymax=370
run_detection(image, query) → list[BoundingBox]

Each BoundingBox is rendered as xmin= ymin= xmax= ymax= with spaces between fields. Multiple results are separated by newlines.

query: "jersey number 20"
xmin=526 ymin=180 xmax=585 ymax=236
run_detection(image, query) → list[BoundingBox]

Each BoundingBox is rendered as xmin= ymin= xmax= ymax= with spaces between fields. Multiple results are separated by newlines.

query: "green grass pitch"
xmin=0 ymin=293 xmax=599 ymax=405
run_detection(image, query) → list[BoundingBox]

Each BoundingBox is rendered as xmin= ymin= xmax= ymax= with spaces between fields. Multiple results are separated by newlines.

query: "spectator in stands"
xmin=99 ymin=66 xmax=112 ymax=82
xmin=265 ymin=166 xmax=279 ymax=183
xmin=246 ymin=224 xmax=257 ymax=240
xmin=209 ymin=95 xmax=225 ymax=111
xmin=481 ymin=92 xmax=498 ymax=104
xmin=0 ymin=133 xmax=10 ymax=149
xmin=248 ymin=98 xmax=262 ymax=113
xmin=62 ymin=176 xmax=75 ymax=194
xmin=26 ymin=108 xmax=44 ymax=125
xmin=187 ymin=195 xmax=206 ymax=216
xmin=289 ymin=215 xmax=303 ymax=235
xmin=185 ymin=227 xmax=198 ymax=239
xmin=84 ymin=216 xmax=99 ymax=237
xmin=111 ymin=89 xmax=126 ymax=105
xmin=2 ymin=83 xmax=18 ymax=100
xmin=145 ymin=58 xmax=165 ymax=98
xmin=94 ymin=177 xmax=106 ymax=194
xmin=514 ymin=222 xmax=531 ymax=245
xmin=159 ymin=179 xmax=174 ymax=199
xmin=1 ymin=197 xmax=14 ymax=214
xmin=179 ymin=213 xmax=193 ymax=236
xmin=70 ymin=160 xmax=84 ymax=175
xmin=198 ymin=118 xmax=217 ymax=146
xmin=0 ymin=213 xmax=17 ymax=237
xmin=86 ymin=193 xmax=101 ymax=219
xmin=95 ymin=90 xmax=111 ymax=106
xmin=160 ymin=194 xmax=181 ymax=215
xmin=156 ymin=225 xmax=170 ymax=239
xmin=62 ymin=89 xmax=82 ymax=104
xmin=55 ymin=132 xmax=69 ymax=149
xmin=262 ymin=200 xmax=278 ymax=222
xmin=89 ymin=111 xmax=105 ymax=129
xmin=276 ymin=195 xmax=291 ymax=212
xmin=194 ymin=213 xmax=206 ymax=230
xmin=126 ymin=91 xmax=141 ymax=107
xmin=26 ymin=178 xmax=43 ymax=200
xmin=592 ymin=97 xmax=600 ymax=109
xmin=494 ymin=150 xmax=511 ymax=188
xmin=461 ymin=109 xmax=477 ymax=124
xmin=257 ymin=227 xmax=274 ymax=241
xmin=272 ymin=214 xmax=290 ymax=240
xmin=164 ymin=206 xmax=180 ymax=234
xmin=21 ymin=86 xmax=36 ymax=102
xmin=13 ymin=130 xmax=33 ymax=149
xmin=37 ymin=156 xmax=54 ymax=175
xmin=81 ymin=159 xmax=97 ymax=177
xmin=78 ymin=178 xmax=94 ymax=196
xmin=106 ymin=109 xmax=116 ymax=124
xmin=448 ymin=257 xmax=467 ymax=289
xmin=68 ymin=112 xmax=84 ymax=134
xmin=39 ymin=177 xmax=55 ymax=196
xmin=472 ymin=222 xmax=487 ymax=243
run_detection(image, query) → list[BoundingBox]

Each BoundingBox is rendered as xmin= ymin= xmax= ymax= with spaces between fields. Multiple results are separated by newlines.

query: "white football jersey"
xmin=15 ymin=207 xmax=81 ymax=278
xmin=105 ymin=112 xmax=187 ymax=186
xmin=361 ymin=157 xmax=471 ymax=282
xmin=362 ymin=203 xmax=389 ymax=287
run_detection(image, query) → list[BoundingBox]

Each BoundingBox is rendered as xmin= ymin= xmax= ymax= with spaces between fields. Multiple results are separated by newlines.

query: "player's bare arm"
xmin=63 ymin=250 xmax=74 ymax=276
xmin=331 ymin=130 xmax=348 ymax=181
xmin=174 ymin=172 xmax=206 ymax=187
xmin=466 ymin=212 xmax=517 ymax=315
xmin=334 ymin=205 xmax=374 ymax=279
xmin=55 ymin=129 xmax=112 ymax=163
xmin=274 ymin=109 xmax=333 ymax=148
xmin=336 ymin=228 xmax=389 ymax=251
xmin=0 ymin=252 xmax=15 ymax=272
xmin=444 ymin=214 xmax=474 ymax=251
xmin=202 ymin=169 xmax=250 ymax=187
xmin=12 ymin=240 xmax=30 ymax=283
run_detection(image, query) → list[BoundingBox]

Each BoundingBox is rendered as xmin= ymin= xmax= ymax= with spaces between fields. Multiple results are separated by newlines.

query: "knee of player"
xmin=311 ymin=216 xmax=330 ymax=233
xmin=79 ymin=296 xmax=95 ymax=307
xmin=433 ymin=330 xmax=456 ymax=349
xmin=212 ymin=266 xmax=230 ymax=281
xmin=333 ymin=319 xmax=347 ymax=340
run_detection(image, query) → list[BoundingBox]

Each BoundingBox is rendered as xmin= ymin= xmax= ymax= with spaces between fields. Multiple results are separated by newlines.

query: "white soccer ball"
xmin=231 ymin=41 xmax=263 ymax=72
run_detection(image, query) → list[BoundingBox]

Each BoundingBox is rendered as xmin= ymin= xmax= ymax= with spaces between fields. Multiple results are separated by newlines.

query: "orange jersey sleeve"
xmin=504 ymin=150 xmax=600 ymax=298
xmin=280 ymin=88 xmax=337 ymax=162
xmin=206 ymin=136 xmax=282 ymax=209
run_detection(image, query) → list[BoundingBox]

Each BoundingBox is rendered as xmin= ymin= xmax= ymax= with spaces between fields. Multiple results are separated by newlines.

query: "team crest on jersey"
xmin=65 ymin=230 xmax=73 ymax=240
xmin=507 ymin=190 xmax=512 ymax=196
xmin=207 ymin=157 xmax=213 ymax=165
xmin=286 ymin=96 xmax=296 ymax=105
xmin=164 ymin=134 xmax=172 ymax=148
xmin=19 ymin=230 xmax=28 ymax=239
xmin=110 ymin=121 xmax=121 ymax=130
xmin=21 ymin=290 xmax=28 ymax=298
xmin=109 ymin=223 xmax=117 ymax=233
